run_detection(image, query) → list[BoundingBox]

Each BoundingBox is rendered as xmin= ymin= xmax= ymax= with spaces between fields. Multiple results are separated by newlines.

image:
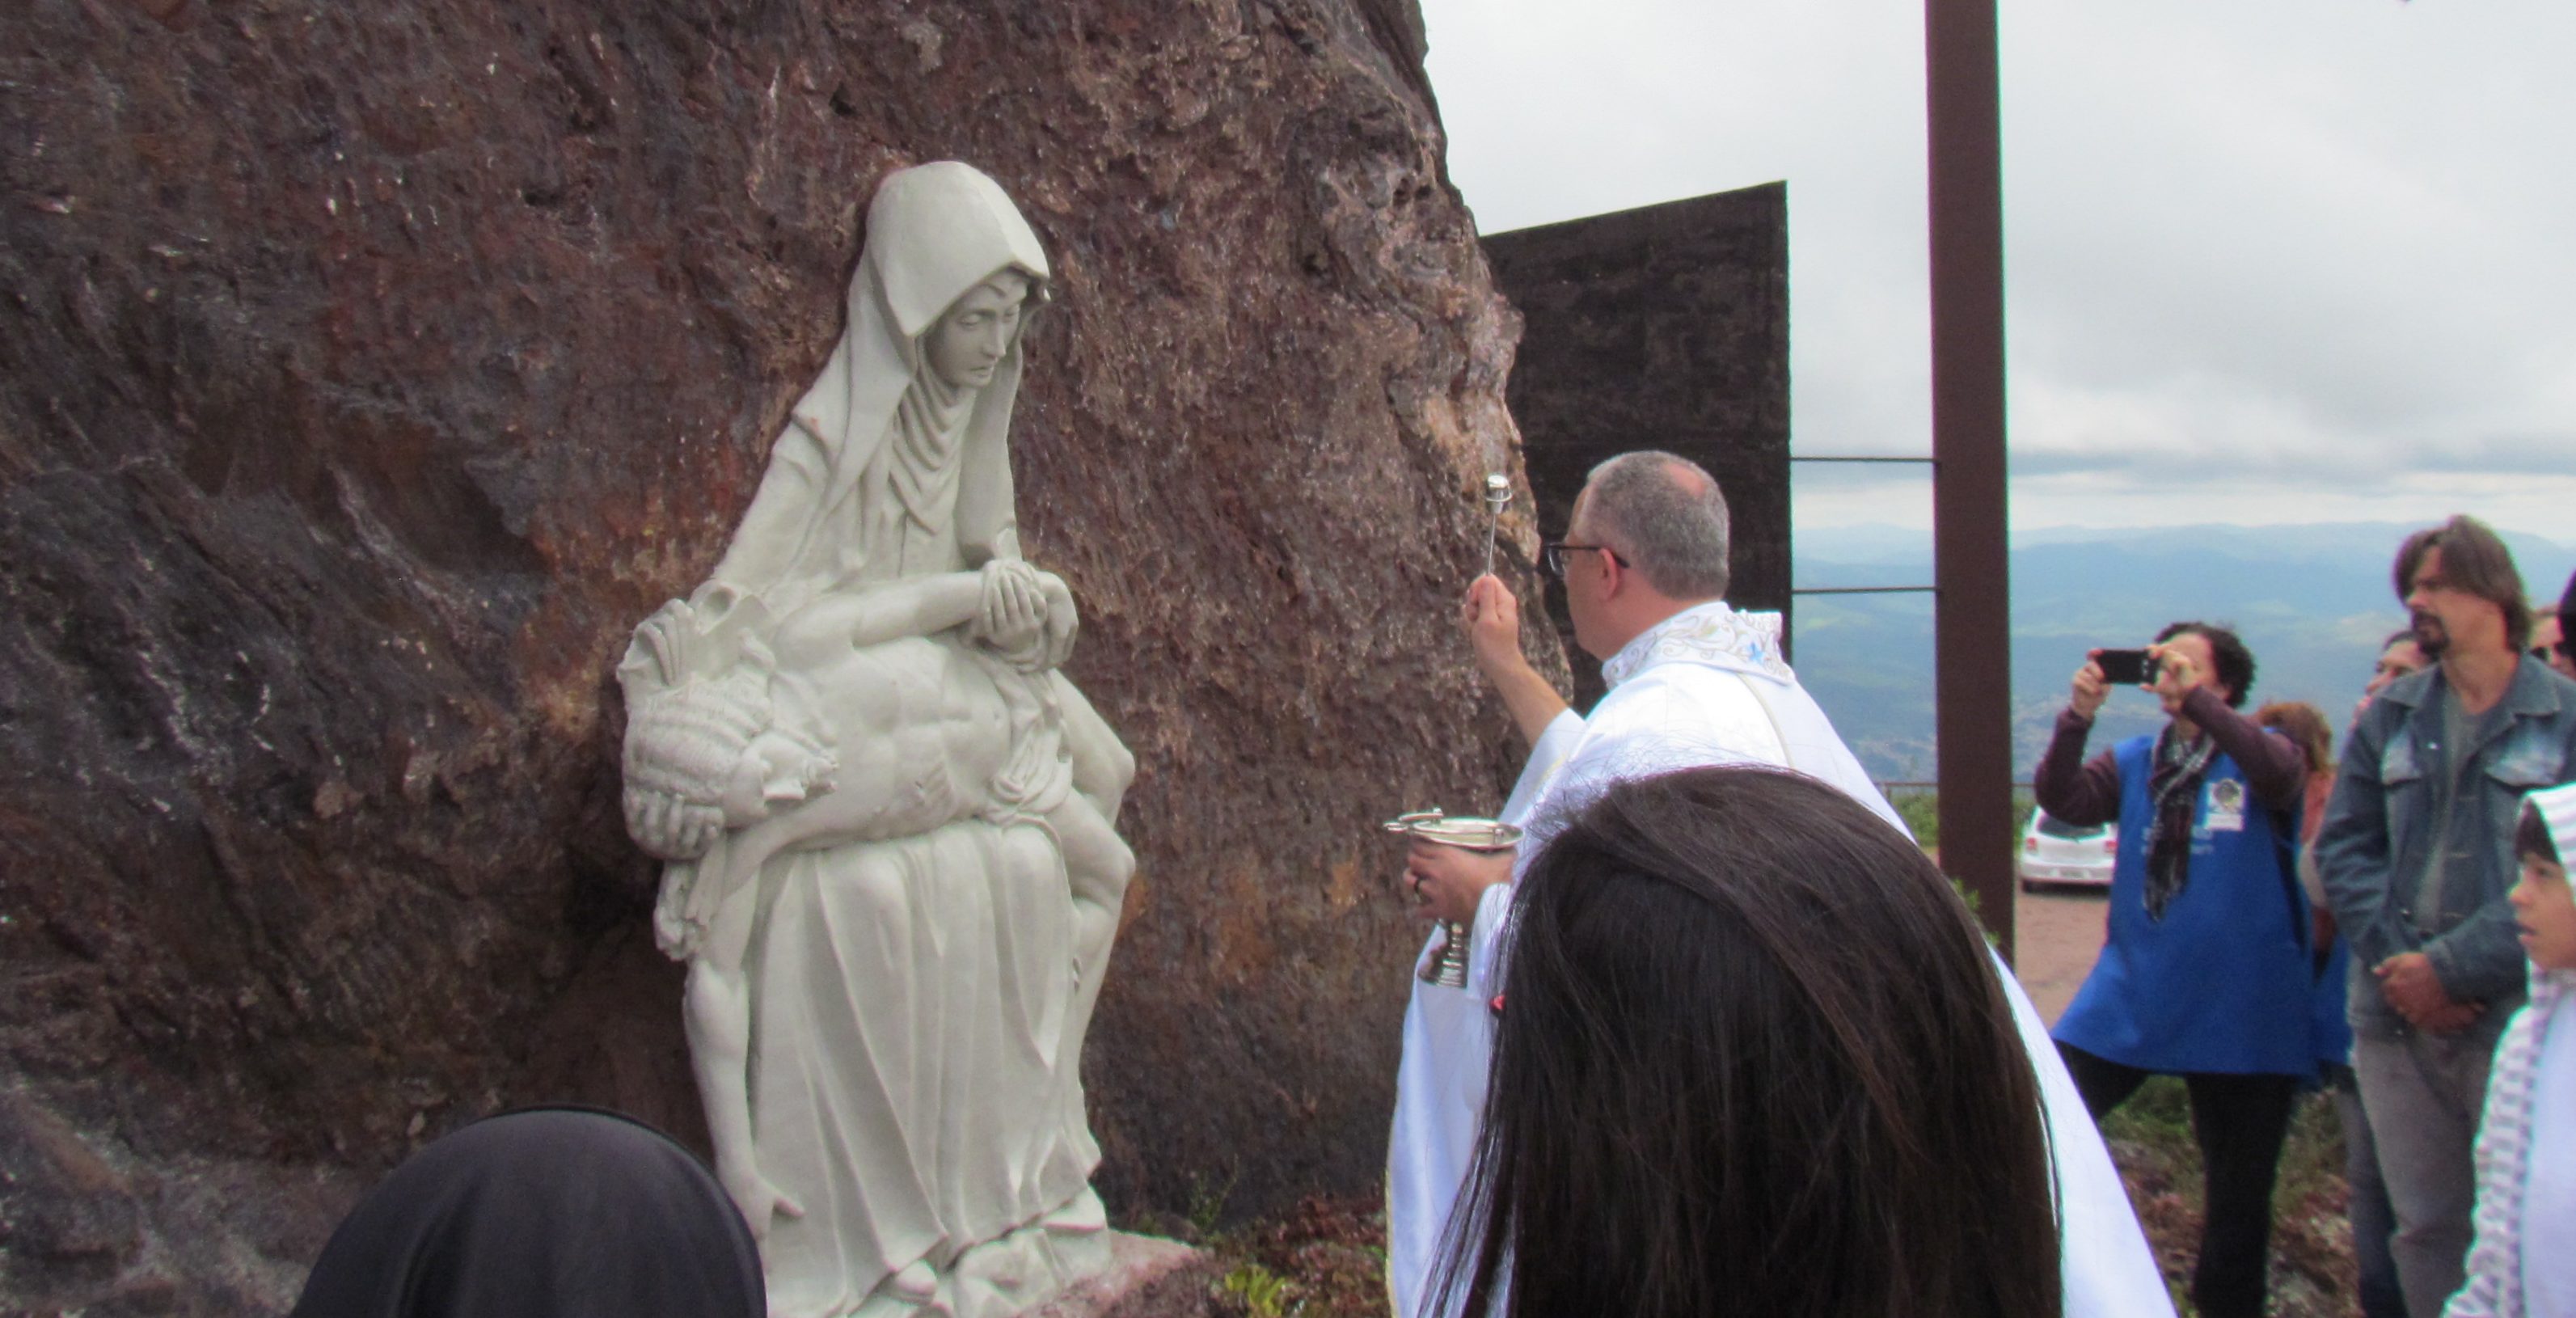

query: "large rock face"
xmin=0 ymin=2 xmax=1542 ymax=1309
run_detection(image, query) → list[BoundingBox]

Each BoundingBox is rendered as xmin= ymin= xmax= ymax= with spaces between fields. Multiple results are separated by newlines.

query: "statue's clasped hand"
xmin=973 ymin=558 xmax=1078 ymax=670
xmin=978 ymin=559 xmax=1046 ymax=642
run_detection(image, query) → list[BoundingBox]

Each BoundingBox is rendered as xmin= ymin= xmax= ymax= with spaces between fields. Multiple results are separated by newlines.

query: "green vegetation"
xmin=1184 ymin=1167 xmax=1240 ymax=1239
xmin=1218 ymin=1263 xmax=1299 ymax=1317
xmin=1895 ymin=788 xmax=1940 ymax=847
xmin=1167 ymin=1196 xmax=1386 ymax=1318
xmin=1883 ymin=786 xmax=2037 ymax=853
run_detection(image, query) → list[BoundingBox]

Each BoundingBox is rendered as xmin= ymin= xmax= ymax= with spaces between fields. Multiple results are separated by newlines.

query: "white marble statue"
xmin=617 ymin=161 xmax=1136 ymax=1318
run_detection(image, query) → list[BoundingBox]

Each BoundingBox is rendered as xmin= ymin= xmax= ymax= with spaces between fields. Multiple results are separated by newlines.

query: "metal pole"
xmin=1925 ymin=0 xmax=2014 ymax=960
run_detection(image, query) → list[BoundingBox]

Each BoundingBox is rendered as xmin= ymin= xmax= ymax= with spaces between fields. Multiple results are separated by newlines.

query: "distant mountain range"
xmin=1786 ymin=522 xmax=2576 ymax=781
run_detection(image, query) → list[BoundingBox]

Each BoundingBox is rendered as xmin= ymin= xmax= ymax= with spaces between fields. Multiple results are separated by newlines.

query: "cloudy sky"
xmin=1417 ymin=0 xmax=2576 ymax=543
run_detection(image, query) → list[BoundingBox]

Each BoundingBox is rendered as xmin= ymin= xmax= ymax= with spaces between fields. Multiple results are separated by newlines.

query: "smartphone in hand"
xmin=2096 ymin=648 xmax=2156 ymax=686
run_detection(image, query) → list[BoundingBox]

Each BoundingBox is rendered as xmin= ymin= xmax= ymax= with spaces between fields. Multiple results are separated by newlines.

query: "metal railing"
xmin=1788 ymin=454 xmax=1935 ymax=600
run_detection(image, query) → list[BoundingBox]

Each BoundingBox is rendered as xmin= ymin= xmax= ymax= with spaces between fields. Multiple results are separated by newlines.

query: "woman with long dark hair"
xmin=1431 ymin=767 xmax=2063 ymax=1318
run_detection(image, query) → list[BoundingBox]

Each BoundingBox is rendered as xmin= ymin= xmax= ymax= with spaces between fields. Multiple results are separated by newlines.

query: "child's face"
xmin=2510 ymin=854 xmax=2576 ymax=971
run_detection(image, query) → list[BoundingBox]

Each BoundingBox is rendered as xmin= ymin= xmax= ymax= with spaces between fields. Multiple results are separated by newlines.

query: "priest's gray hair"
xmin=1581 ymin=450 xmax=1731 ymax=600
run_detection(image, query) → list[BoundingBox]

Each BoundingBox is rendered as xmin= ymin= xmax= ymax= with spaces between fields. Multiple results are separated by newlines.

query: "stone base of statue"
xmin=833 ymin=1187 xmax=1116 ymax=1318
xmin=845 ymin=1211 xmax=1212 ymax=1318
xmin=1028 ymin=1232 xmax=1219 ymax=1318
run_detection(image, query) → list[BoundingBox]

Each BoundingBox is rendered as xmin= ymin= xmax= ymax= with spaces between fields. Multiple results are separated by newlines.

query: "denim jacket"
xmin=2316 ymin=656 xmax=2576 ymax=1039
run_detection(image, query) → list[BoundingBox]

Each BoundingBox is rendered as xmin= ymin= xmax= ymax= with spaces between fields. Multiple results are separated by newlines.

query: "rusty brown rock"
xmin=0 ymin=0 xmax=1542 ymax=1310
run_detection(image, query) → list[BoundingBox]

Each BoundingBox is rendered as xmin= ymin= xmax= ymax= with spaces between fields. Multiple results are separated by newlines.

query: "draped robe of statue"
xmin=619 ymin=163 xmax=1132 ymax=1318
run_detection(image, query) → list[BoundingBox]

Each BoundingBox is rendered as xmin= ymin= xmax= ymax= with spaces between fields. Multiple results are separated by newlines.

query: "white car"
xmin=2017 ymin=809 xmax=2117 ymax=890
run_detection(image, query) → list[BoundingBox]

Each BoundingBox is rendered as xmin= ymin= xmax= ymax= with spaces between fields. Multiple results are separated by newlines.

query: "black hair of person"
xmin=2519 ymin=802 xmax=2563 ymax=868
xmin=2559 ymin=568 xmax=2574 ymax=650
xmin=1429 ymin=767 xmax=2063 ymax=1318
xmin=289 ymin=1107 xmax=764 ymax=1318
xmin=2154 ymin=619 xmax=2256 ymax=708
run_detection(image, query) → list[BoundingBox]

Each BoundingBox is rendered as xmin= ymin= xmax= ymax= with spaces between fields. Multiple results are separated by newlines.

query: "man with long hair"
xmin=2318 ymin=515 xmax=2576 ymax=1317
xmin=1387 ymin=451 xmax=2167 ymax=1318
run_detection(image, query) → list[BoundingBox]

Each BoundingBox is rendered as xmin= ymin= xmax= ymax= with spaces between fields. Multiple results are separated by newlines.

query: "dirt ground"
xmin=2011 ymin=883 xmax=2113 ymax=1024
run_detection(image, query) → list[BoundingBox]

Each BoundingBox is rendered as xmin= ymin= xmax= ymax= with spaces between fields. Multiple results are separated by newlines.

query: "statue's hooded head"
xmin=864 ymin=161 xmax=1052 ymax=364
xmin=777 ymin=163 xmax=1052 ymax=585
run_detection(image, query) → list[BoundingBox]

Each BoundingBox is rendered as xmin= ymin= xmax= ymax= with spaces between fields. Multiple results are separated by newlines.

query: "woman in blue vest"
xmin=2035 ymin=622 xmax=2315 ymax=1318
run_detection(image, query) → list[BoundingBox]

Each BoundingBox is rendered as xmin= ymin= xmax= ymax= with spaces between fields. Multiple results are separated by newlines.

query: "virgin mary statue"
xmin=618 ymin=162 xmax=1135 ymax=1318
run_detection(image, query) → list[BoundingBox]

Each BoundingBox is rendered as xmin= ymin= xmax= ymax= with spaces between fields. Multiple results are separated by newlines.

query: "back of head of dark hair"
xmin=2559 ymin=568 xmax=2574 ymax=641
xmin=2520 ymin=803 xmax=2564 ymax=868
xmin=290 ymin=1108 xmax=765 ymax=1318
xmin=1432 ymin=767 xmax=2062 ymax=1318
xmin=1579 ymin=451 xmax=1732 ymax=600
xmin=2253 ymin=700 xmax=2333 ymax=777
xmin=2394 ymin=516 xmax=2532 ymax=651
xmin=2155 ymin=620 xmax=2257 ymax=708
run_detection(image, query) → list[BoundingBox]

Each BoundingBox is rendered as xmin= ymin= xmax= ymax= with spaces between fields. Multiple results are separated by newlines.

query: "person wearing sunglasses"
xmin=1386 ymin=450 xmax=2168 ymax=1318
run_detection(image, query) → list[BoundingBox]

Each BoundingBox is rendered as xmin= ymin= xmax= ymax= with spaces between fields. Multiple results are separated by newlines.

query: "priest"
xmin=1387 ymin=450 xmax=2172 ymax=1318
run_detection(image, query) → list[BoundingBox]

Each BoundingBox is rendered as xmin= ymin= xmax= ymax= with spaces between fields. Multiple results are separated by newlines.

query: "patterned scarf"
xmin=2141 ymin=724 xmax=2216 ymax=920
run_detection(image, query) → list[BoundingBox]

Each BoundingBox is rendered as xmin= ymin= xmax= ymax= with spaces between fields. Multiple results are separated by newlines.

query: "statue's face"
xmin=925 ymin=271 xmax=1032 ymax=391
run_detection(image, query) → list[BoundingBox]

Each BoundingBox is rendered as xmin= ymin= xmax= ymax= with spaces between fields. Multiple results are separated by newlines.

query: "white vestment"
xmin=1387 ymin=601 xmax=2173 ymax=1318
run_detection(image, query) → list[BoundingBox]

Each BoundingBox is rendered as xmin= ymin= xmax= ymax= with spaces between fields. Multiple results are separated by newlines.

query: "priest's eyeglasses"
xmin=1539 ymin=541 xmax=1628 ymax=578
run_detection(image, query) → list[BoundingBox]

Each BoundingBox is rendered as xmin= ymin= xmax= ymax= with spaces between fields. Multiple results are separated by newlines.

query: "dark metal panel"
xmin=1482 ymin=182 xmax=1793 ymax=702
